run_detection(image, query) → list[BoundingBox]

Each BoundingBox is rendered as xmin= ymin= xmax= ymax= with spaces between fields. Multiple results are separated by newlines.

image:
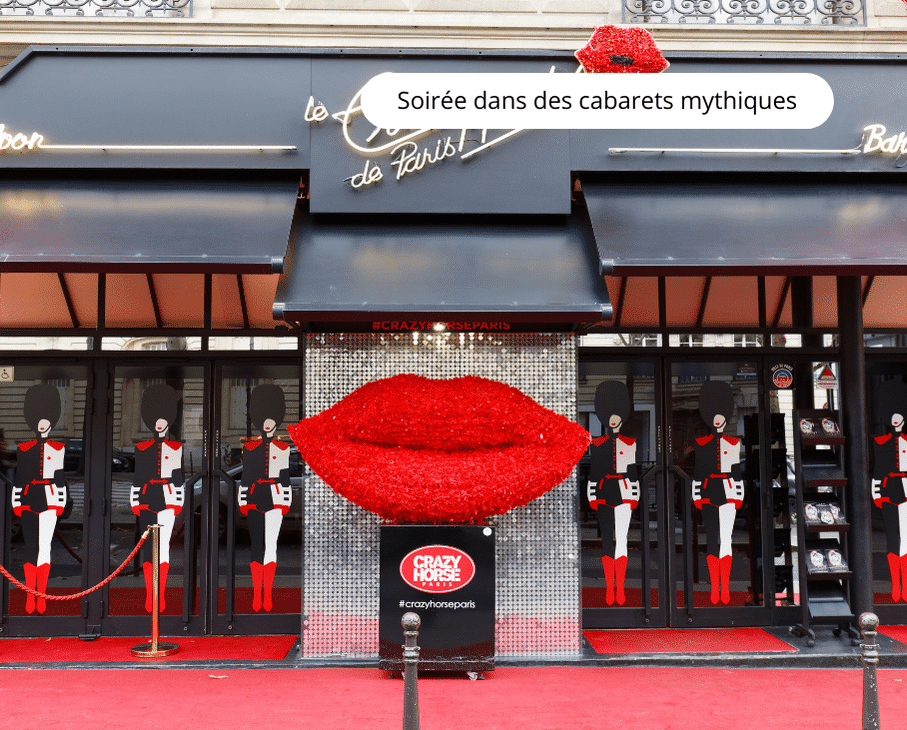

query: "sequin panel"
xmin=302 ymin=332 xmax=580 ymax=658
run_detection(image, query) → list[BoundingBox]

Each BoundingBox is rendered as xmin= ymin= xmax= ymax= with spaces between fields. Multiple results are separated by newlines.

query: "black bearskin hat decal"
xmin=249 ymin=384 xmax=286 ymax=433
xmin=23 ymin=384 xmax=61 ymax=434
xmin=877 ymin=379 xmax=907 ymax=427
xmin=698 ymin=381 xmax=735 ymax=428
xmin=594 ymin=380 xmax=632 ymax=429
xmin=140 ymin=383 xmax=179 ymax=432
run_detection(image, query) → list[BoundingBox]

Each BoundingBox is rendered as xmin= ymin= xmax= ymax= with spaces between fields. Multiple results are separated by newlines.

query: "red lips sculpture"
xmin=288 ymin=374 xmax=590 ymax=524
xmin=574 ymin=25 xmax=669 ymax=74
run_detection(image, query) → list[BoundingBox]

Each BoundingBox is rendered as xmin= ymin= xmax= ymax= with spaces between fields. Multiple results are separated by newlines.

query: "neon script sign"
xmin=0 ymin=123 xmax=294 ymax=154
xmin=862 ymin=124 xmax=907 ymax=166
xmin=0 ymin=124 xmax=44 ymax=150
xmin=304 ymin=81 xmax=525 ymax=190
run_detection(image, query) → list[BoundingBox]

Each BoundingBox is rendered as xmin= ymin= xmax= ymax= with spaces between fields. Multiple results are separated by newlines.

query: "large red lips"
xmin=287 ymin=374 xmax=590 ymax=524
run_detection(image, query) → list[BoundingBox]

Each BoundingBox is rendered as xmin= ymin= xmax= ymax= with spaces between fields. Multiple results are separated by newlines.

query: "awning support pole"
xmin=837 ymin=275 xmax=872 ymax=618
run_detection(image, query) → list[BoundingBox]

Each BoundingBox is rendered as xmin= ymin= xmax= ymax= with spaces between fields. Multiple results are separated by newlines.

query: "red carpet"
xmin=874 ymin=592 xmax=907 ymax=605
xmin=7 ymin=587 xmax=83 ymax=616
xmin=877 ymin=625 xmax=907 ymax=645
xmin=0 ymin=635 xmax=297 ymax=663
xmin=0 ymin=667 xmax=900 ymax=730
xmin=7 ymin=586 xmax=302 ymax=617
xmin=582 ymin=587 xmax=752 ymax=607
xmin=584 ymin=628 xmax=797 ymax=654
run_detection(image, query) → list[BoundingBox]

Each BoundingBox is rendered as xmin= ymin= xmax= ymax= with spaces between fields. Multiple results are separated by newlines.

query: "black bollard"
xmin=402 ymin=612 xmax=421 ymax=730
xmin=860 ymin=612 xmax=881 ymax=730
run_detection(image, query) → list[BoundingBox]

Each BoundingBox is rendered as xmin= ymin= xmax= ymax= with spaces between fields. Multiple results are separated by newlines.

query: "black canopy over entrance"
xmin=0 ymin=174 xmax=300 ymax=273
xmin=273 ymin=210 xmax=612 ymax=331
xmin=583 ymin=178 xmax=907 ymax=276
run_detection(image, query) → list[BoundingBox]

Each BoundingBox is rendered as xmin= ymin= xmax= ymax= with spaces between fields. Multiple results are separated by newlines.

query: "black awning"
xmin=273 ymin=211 xmax=611 ymax=330
xmin=583 ymin=180 xmax=907 ymax=276
xmin=0 ymin=174 xmax=300 ymax=273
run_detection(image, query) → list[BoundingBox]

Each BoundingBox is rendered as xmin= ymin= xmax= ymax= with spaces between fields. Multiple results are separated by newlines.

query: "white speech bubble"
xmin=359 ymin=72 xmax=834 ymax=130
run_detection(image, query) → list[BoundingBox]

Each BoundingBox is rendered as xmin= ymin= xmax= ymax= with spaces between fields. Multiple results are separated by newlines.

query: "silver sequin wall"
xmin=302 ymin=332 xmax=581 ymax=658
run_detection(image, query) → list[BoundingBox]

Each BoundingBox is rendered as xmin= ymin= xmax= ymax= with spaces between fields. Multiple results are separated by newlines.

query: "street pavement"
xmin=1 ymin=664 xmax=905 ymax=730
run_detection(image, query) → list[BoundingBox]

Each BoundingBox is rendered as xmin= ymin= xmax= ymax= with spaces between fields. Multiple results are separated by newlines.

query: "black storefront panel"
xmin=379 ymin=525 xmax=495 ymax=672
xmin=0 ymin=174 xmax=300 ymax=273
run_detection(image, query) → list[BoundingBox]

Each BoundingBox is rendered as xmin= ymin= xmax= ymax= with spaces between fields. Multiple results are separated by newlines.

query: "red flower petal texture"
xmin=575 ymin=25 xmax=669 ymax=74
xmin=288 ymin=374 xmax=590 ymax=524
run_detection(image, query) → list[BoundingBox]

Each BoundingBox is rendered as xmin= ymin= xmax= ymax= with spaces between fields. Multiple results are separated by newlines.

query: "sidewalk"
xmin=0 ymin=626 xmax=905 ymax=729
xmin=1 ymin=624 xmax=903 ymax=670
xmin=2 ymin=664 xmax=905 ymax=730
xmin=572 ymin=625 xmax=907 ymax=668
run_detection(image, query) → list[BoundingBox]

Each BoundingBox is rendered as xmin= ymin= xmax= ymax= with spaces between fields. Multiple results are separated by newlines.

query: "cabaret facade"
xmin=1 ymin=40 xmax=907 ymax=660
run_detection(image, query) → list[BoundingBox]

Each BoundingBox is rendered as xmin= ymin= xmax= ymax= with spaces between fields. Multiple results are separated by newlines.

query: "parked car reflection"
xmin=63 ymin=439 xmax=135 ymax=474
xmin=183 ymin=447 xmax=305 ymax=542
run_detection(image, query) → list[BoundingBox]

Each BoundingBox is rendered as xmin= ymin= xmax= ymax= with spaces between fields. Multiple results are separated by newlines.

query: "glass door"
xmin=581 ymin=355 xmax=801 ymax=629
xmin=579 ymin=359 xmax=667 ymax=628
xmin=865 ymin=359 xmax=907 ymax=626
xmin=0 ymin=363 xmax=89 ymax=635
xmin=101 ymin=363 xmax=208 ymax=635
xmin=667 ymin=359 xmax=780 ymax=627
xmin=211 ymin=362 xmax=302 ymax=635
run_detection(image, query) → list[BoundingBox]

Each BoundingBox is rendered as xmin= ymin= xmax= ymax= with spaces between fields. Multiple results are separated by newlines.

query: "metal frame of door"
xmin=664 ymin=354 xmax=801 ymax=628
xmin=580 ymin=356 xmax=669 ymax=629
xmin=861 ymin=354 xmax=907 ymax=627
xmin=1 ymin=353 xmax=305 ymax=639
xmin=209 ymin=359 xmax=303 ymax=635
xmin=581 ymin=352 xmax=803 ymax=629
xmin=0 ymin=358 xmax=92 ymax=638
xmin=87 ymin=358 xmax=212 ymax=638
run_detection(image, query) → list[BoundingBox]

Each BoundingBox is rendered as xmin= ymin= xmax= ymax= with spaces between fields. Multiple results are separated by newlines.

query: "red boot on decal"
xmin=158 ymin=562 xmax=169 ymax=613
xmin=250 ymin=561 xmax=263 ymax=612
xmin=706 ymin=554 xmax=719 ymax=605
xmin=35 ymin=563 xmax=50 ymax=615
xmin=601 ymin=556 xmax=615 ymax=606
xmin=614 ymin=555 xmax=628 ymax=606
xmin=900 ymin=555 xmax=907 ymax=603
xmin=263 ymin=562 xmax=277 ymax=613
xmin=23 ymin=563 xmax=37 ymax=614
xmin=719 ymin=555 xmax=732 ymax=605
xmin=888 ymin=553 xmax=901 ymax=602
xmin=142 ymin=562 xmax=154 ymax=612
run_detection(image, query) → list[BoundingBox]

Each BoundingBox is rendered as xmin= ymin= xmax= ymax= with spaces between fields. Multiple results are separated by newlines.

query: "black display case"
xmin=790 ymin=409 xmax=859 ymax=646
xmin=379 ymin=524 xmax=495 ymax=675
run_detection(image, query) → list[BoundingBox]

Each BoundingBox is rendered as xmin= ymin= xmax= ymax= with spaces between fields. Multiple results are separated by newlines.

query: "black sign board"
xmin=379 ymin=524 xmax=495 ymax=672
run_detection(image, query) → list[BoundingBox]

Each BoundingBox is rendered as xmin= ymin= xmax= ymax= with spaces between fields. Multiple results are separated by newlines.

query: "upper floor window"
xmin=677 ymin=334 xmax=704 ymax=348
xmin=623 ymin=0 xmax=864 ymax=26
xmin=734 ymin=334 xmax=764 ymax=348
xmin=0 ymin=1 xmax=191 ymax=17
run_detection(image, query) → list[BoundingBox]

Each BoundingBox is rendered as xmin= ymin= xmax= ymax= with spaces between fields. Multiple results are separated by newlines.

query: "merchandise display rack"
xmin=790 ymin=409 xmax=859 ymax=647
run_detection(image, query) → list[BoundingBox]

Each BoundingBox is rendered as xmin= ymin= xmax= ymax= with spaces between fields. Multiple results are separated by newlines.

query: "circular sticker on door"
xmin=771 ymin=364 xmax=794 ymax=390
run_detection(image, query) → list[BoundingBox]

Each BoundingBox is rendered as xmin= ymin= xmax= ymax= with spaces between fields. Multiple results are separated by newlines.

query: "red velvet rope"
xmin=0 ymin=528 xmax=151 ymax=601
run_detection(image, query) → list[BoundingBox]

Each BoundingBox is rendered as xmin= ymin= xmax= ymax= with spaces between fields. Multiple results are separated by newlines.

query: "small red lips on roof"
xmin=288 ymin=374 xmax=590 ymax=524
xmin=575 ymin=25 xmax=669 ymax=74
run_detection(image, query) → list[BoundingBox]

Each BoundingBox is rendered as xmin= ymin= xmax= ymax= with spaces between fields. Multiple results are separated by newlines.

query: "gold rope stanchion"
xmin=131 ymin=524 xmax=179 ymax=658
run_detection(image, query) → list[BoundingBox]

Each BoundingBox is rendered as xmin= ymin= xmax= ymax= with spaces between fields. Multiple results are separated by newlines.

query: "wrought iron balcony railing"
xmin=0 ymin=0 xmax=191 ymax=16
xmin=623 ymin=0 xmax=865 ymax=25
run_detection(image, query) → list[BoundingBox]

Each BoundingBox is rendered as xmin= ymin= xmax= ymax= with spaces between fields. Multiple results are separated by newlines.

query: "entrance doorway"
xmin=579 ymin=355 xmax=807 ymax=629
xmin=0 ymin=356 xmax=302 ymax=637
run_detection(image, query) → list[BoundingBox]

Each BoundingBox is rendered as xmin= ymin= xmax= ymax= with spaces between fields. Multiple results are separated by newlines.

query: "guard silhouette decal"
xmin=586 ymin=381 xmax=640 ymax=606
xmin=691 ymin=381 xmax=744 ymax=605
xmin=130 ymin=384 xmax=184 ymax=613
xmin=13 ymin=384 xmax=67 ymax=614
xmin=871 ymin=379 xmax=907 ymax=603
xmin=237 ymin=384 xmax=292 ymax=612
